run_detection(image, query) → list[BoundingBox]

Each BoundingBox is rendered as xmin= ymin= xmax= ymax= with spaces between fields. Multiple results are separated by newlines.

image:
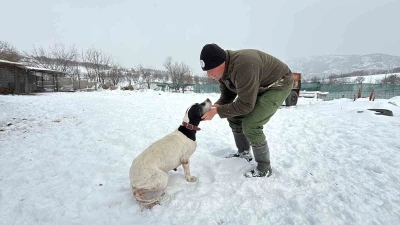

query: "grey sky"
xmin=1 ymin=0 xmax=399 ymax=75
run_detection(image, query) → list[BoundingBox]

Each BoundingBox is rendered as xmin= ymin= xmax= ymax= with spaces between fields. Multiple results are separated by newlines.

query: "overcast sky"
xmin=1 ymin=0 xmax=399 ymax=75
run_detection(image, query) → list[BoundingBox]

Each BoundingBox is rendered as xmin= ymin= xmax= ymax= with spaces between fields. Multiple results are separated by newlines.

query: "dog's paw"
xmin=186 ymin=176 xmax=197 ymax=182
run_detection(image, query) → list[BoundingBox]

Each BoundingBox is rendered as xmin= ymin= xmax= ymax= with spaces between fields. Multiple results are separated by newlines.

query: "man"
xmin=200 ymin=43 xmax=293 ymax=178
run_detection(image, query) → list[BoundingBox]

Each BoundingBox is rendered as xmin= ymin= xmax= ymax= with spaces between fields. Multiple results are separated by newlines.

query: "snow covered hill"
xmin=286 ymin=53 xmax=400 ymax=79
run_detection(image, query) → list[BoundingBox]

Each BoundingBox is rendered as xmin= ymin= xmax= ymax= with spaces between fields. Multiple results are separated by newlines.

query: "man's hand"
xmin=212 ymin=104 xmax=220 ymax=107
xmin=202 ymin=107 xmax=218 ymax=121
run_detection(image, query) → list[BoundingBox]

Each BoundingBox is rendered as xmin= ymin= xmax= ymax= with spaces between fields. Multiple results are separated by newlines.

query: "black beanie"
xmin=200 ymin=43 xmax=226 ymax=71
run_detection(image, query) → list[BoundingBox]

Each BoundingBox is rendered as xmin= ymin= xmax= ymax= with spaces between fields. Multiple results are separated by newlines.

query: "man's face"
xmin=206 ymin=64 xmax=224 ymax=80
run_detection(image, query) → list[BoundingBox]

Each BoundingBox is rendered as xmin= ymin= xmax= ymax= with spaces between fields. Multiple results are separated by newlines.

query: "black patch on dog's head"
xmin=186 ymin=104 xmax=202 ymax=126
xmin=184 ymin=99 xmax=212 ymax=126
xmin=179 ymin=98 xmax=212 ymax=141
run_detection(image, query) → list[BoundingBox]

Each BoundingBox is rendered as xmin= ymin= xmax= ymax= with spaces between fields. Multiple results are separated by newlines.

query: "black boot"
xmin=245 ymin=140 xmax=272 ymax=178
xmin=226 ymin=132 xmax=252 ymax=162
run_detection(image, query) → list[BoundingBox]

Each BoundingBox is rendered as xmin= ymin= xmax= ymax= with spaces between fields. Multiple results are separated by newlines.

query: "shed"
xmin=26 ymin=66 xmax=66 ymax=92
xmin=0 ymin=59 xmax=27 ymax=94
xmin=0 ymin=59 xmax=66 ymax=94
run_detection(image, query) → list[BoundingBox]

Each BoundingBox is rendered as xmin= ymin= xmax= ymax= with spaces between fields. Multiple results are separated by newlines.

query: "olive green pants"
xmin=228 ymin=85 xmax=292 ymax=144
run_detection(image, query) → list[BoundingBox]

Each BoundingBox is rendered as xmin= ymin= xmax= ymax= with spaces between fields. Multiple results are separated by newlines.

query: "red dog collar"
xmin=182 ymin=122 xmax=201 ymax=131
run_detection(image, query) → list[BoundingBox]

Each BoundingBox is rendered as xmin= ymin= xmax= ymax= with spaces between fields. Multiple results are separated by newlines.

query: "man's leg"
xmin=226 ymin=116 xmax=252 ymax=161
xmin=242 ymin=85 xmax=292 ymax=177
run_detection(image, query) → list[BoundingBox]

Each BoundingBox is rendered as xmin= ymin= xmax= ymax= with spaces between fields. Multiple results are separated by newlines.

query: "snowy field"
xmin=1 ymin=90 xmax=400 ymax=225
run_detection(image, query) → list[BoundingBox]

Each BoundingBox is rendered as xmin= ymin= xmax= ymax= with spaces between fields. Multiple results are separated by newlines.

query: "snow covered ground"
xmin=1 ymin=90 xmax=400 ymax=225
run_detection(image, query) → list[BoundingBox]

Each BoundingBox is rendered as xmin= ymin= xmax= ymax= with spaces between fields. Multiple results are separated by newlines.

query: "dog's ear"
xmin=187 ymin=104 xmax=203 ymax=123
xmin=183 ymin=107 xmax=190 ymax=123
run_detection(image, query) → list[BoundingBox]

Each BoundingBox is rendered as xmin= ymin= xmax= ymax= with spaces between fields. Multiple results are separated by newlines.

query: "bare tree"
xmin=199 ymin=73 xmax=217 ymax=84
xmin=310 ymin=76 xmax=320 ymax=82
xmin=81 ymin=50 xmax=96 ymax=82
xmin=153 ymin=70 xmax=167 ymax=83
xmin=319 ymin=75 xmax=327 ymax=84
xmin=193 ymin=75 xmax=200 ymax=84
xmin=135 ymin=64 xmax=145 ymax=88
xmin=184 ymin=73 xmax=193 ymax=84
xmin=170 ymin=61 xmax=185 ymax=92
xmin=23 ymin=42 xmax=78 ymax=75
xmin=393 ymin=67 xmax=400 ymax=73
xmin=125 ymin=68 xmax=140 ymax=86
xmin=49 ymin=43 xmax=78 ymax=74
xmin=177 ymin=62 xmax=192 ymax=84
xmin=380 ymin=74 xmax=400 ymax=85
xmin=72 ymin=61 xmax=83 ymax=90
xmin=140 ymin=65 xmax=153 ymax=89
xmin=354 ymin=76 xmax=365 ymax=84
xmin=326 ymin=76 xmax=349 ymax=84
xmin=135 ymin=64 xmax=156 ymax=89
xmin=108 ymin=64 xmax=124 ymax=86
xmin=81 ymin=46 xmax=112 ymax=86
xmin=326 ymin=74 xmax=336 ymax=84
xmin=163 ymin=56 xmax=193 ymax=93
xmin=0 ymin=41 xmax=21 ymax=62
xmin=24 ymin=45 xmax=55 ymax=69
xmin=164 ymin=70 xmax=170 ymax=83
xmin=163 ymin=56 xmax=173 ymax=83
xmin=337 ymin=77 xmax=350 ymax=84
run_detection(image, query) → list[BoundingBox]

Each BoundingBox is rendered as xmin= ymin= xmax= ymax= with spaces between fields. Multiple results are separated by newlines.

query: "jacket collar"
xmin=221 ymin=50 xmax=231 ymax=81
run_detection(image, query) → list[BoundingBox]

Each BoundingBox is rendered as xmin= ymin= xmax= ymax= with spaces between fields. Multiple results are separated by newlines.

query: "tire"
xmin=285 ymin=90 xmax=298 ymax=106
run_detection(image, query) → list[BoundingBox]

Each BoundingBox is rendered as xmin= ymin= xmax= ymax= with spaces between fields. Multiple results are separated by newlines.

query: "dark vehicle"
xmin=285 ymin=72 xmax=301 ymax=106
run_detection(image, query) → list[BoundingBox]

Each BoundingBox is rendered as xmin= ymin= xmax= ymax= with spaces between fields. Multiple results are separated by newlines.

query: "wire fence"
xmin=192 ymin=83 xmax=400 ymax=100
xmin=303 ymin=83 xmax=400 ymax=100
xmin=193 ymin=84 xmax=220 ymax=93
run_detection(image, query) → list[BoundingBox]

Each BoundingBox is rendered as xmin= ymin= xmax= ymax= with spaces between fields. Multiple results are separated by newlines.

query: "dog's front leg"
xmin=181 ymin=159 xmax=197 ymax=182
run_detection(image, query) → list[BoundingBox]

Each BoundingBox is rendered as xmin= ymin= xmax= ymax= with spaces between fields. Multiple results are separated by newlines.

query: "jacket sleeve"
xmin=217 ymin=65 xmax=259 ymax=118
xmin=215 ymin=80 xmax=237 ymax=105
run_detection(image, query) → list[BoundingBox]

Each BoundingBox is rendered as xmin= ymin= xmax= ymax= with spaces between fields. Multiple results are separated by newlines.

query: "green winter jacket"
xmin=216 ymin=49 xmax=292 ymax=118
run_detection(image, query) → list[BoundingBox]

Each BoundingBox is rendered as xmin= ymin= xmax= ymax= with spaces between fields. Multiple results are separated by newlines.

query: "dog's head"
xmin=183 ymin=98 xmax=212 ymax=127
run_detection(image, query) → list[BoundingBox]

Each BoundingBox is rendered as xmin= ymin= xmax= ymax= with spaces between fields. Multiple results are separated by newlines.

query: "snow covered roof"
xmin=0 ymin=59 xmax=65 ymax=74
xmin=0 ymin=60 xmax=64 ymax=74
xmin=26 ymin=66 xmax=65 ymax=74
xmin=0 ymin=59 xmax=26 ymax=68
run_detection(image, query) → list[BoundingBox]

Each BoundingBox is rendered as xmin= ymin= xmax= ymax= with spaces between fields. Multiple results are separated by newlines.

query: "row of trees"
xmin=308 ymin=74 xmax=367 ymax=84
xmin=3 ymin=40 xmax=400 ymax=88
xmin=379 ymin=74 xmax=400 ymax=85
xmin=0 ymin=41 xmax=22 ymax=62
xmin=308 ymin=73 xmax=400 ymax=85
xmin=0 ymin=40 xmax=216 ymax=90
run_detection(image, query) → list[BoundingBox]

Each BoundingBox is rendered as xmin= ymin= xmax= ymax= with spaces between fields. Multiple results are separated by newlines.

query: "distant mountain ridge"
xmin=286 ymin=53 xmax=400 ymax=80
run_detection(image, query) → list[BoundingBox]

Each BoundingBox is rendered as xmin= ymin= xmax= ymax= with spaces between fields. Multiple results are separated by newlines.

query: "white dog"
xmin=129 ymin=98 xmax=212 ymax=208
